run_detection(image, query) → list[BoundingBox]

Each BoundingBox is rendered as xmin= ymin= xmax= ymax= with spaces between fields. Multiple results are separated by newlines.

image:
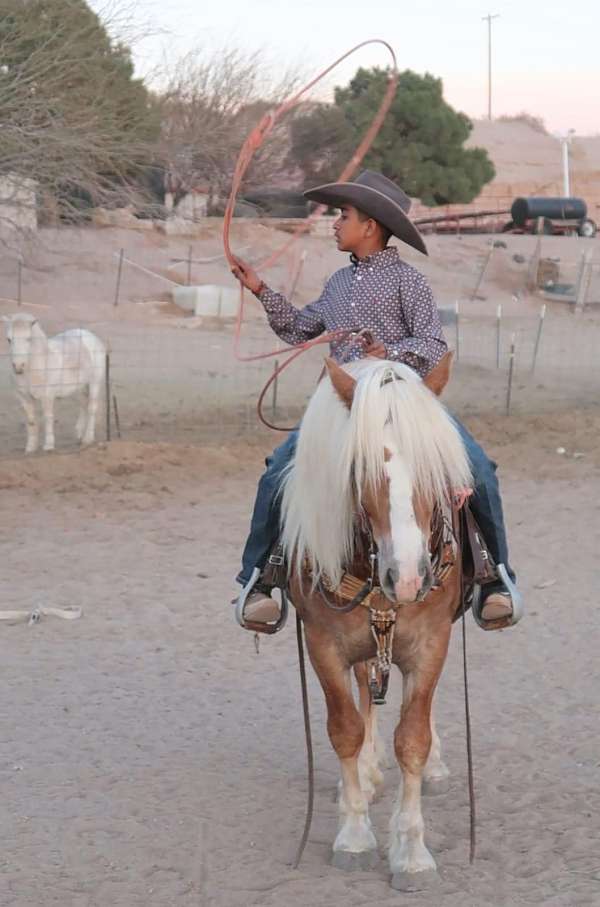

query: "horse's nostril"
xmin=385 ymin=568 xmax=397 ymax=588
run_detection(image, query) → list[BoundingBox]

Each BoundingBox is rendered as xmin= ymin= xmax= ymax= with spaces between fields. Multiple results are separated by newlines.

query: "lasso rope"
xmin=222 ymin=39 xmax=399 ymax=366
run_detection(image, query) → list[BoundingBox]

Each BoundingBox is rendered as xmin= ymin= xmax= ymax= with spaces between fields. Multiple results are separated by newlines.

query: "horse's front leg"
xmin=423 ymin=706 xmax=450 ymax=796
xmin=306 ymin=629 xmax=378 ymax=870
xmin=18 ymin=392 xmax=39 ymax=454
xmin=41 ymin=395 xmax=56 ymax=451
xmin=389 ymin=672 xmax=439 ymax=890
xmin=353 ymin=662 xmax=386 ymax=803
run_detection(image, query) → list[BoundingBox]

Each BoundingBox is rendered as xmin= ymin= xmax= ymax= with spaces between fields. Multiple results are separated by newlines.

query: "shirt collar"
xmin=350 ymin=246 xmax=399 ymax=269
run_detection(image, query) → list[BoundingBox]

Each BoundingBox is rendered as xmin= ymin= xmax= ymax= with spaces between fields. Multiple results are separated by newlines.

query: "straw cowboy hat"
xmin=304 ymin=169 xmax=427 ymax=255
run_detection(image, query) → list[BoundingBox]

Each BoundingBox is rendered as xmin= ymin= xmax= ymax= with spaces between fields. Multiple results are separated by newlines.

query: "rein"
xmin=255 ymin=328 xmax=373 ymax=432
xmin=293 ymin=503 xmax=477 ymax=868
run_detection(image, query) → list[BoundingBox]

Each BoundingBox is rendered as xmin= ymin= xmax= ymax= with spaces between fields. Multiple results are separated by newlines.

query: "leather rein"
xmin=314 ymin=503 xmax=457 ymax=616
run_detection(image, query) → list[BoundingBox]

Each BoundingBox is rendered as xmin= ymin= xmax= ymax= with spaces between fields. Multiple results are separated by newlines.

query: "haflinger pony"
xmin=280 ymin=352 xmax=472 ymax=891
xmin=3 ymin=313 xmax=106 ymax=453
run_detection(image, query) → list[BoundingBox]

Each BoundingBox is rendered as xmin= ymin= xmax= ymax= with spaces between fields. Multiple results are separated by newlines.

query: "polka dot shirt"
xmin=258 ymin=246 xmax=447 ymax=376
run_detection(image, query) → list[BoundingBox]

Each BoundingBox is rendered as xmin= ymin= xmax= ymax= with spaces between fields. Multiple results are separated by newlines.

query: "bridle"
xmin=315 ymin=501 xmax=456 ymax=616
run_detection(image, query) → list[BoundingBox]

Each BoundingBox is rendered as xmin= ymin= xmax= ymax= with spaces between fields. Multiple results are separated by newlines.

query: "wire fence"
xmin=0 ymin=233 xmax=598 ymax=457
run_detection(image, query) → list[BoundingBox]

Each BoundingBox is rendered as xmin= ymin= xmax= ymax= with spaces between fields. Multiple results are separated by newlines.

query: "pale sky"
xmin=100 ymin=0 xmax=600 ymax=134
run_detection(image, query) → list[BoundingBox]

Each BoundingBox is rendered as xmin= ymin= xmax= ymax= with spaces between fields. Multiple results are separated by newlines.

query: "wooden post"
xmin=470 ymin=245 xmax=494 ymax=301
xmin=272 ymin=359 xmax=279 ymax=416
xmin=574 ymin=249 xmax=593 ymax=314
xmin=526 ymin=235 xmax=542 ymax=292
xmin=105 ymin=353 xmax=111 ymax=442
xmin=531 ymin=304 xmax=546 ymax=372
xmin=112 ymin=394 xmax=122 ymax=439
xmin=496 ymin=304 xmax=502 ymax=368
xmin=187 ymin=244 xmax=193 ymax=286
xmin=454 ymin=301 xmax=460 ymax=362
xmin=506 ymin=333 xmax=516 ymax=415
xmin=288 ymin=250 xmax=307 ymax=304
xmin=114 ymin=249 xmax=124 ymax=307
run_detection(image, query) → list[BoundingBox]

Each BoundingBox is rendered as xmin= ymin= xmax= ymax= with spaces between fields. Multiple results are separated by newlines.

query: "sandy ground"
xmin=0 ymin=217 xmax=598 ymax=905
xmin=1 ymin=399 xmax=599 ymax=906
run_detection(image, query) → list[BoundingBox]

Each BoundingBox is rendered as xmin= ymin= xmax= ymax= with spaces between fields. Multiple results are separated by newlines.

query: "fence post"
xmin=526 ymin=235 xmax=542 ymax=292
xmin=470 ymin=245 xmax=494 ymax=300
xmin=112 ymin=394 xmax=122 ymax=439
xmin=454 ymin=301 xmax=460 ymax=361
xmin=272 ymin=360 xmax=279 ymax=417
xmin=17 ymin=259 xmax=22 ymax=306
xmin=496 ymin=304 xmax=502 ymax=368
xmin=105 ymin=352 xmax=111 ymax=441
xmin=506 ymin=333 xmax=516 ymax=415
xmin=574 ymin=249 xmax=593 ymax=314
xmin=114 ymin=249 xmax=124 ymax=307
xmin=288 ymin=250 xmax=307 ymax=304
xmin=531 ymin=304 xmax=546 ymax=372
xmin=187 ymin=245 xmax=193 ymax=286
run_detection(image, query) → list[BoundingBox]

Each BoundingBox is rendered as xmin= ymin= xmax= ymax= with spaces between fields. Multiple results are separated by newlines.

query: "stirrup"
xmin=234 ymin=566 xmax=289 ymax=635
xmin=471 ymin=563 xmax=524 ymax=630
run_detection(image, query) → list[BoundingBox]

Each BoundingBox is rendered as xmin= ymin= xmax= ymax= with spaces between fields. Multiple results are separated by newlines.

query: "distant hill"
xmin=466 ymin=118 xmax=600 ymax=202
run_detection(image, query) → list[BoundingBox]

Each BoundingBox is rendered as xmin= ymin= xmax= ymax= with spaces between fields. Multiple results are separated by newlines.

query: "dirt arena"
xmin=1 ymin=224 xmax=599 ymax=905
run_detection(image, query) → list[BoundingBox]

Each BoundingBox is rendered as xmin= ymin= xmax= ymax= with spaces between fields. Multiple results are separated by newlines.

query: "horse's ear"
xmin=324 ymin=357 xmax=356 ymax=409
xmin=423 ymin=351 xmax=453 ymax=396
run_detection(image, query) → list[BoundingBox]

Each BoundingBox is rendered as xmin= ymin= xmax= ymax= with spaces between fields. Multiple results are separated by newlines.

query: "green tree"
xmin=0 ymin=0 xmax=160 ymax=221
xmin=290 ymin=68 xmax=495 ymax=206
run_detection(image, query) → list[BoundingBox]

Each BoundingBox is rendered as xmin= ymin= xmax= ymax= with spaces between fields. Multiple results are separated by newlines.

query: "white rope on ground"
xmin=167 ymin=246 xmax=250 ymax=270
xmin=0 ymin=606 xmax=82 ymax=626
xmin=113 ymin=253 xmax=180 ymax=287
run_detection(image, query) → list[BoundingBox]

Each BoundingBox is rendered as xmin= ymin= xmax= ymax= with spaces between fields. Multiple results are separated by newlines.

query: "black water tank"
xmin=511 ymin=197 xmax=587 ymax=226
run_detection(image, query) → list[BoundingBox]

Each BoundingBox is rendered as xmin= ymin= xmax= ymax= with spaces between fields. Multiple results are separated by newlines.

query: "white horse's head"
xmin=3 ymin=313 xmax=40 ymax=375
xmin=282 ymin=354 xmax=472 ymax=605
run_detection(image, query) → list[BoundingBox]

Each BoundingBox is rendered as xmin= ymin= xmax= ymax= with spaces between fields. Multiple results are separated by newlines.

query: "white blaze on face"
xmin=383 ymin=435 xmax=427 ymax=602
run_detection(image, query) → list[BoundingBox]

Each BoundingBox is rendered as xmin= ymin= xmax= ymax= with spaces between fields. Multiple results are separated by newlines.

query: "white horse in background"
xmin=3 ymin=313 xmax=106 ymax=453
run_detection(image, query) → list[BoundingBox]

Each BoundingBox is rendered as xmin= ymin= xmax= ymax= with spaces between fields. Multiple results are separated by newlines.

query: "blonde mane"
xmin=280 ymin=358 xmax=472 ymax=586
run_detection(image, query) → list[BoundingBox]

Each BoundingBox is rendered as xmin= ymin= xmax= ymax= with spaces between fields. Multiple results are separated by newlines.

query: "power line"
xmin=482 ymin=13 xmax=500 ymax=120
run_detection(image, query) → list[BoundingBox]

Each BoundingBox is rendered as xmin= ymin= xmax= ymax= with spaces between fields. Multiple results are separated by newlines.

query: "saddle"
xmin=250 ymin=504 xmax=515 ymax=635
xmin=262 ymin=504 xmax=497 ymax=606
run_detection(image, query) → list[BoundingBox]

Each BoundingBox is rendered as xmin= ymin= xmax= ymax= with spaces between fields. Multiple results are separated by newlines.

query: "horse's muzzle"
xmin=383 ymin=559 xmax=434 ymax=604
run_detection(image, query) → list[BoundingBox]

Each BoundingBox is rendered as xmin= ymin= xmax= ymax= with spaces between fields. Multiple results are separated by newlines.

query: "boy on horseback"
xmin=231 ymin=170 xmax=521 ymax=630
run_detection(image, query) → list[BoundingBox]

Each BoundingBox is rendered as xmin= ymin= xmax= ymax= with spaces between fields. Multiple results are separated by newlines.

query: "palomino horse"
xmin=3 ymin=313 xmax=106 ymax=453
xmin=280 ymin=352 xmax=471 ymax=891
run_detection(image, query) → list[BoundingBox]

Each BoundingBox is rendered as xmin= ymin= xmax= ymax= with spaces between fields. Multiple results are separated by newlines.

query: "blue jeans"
xmin=237 ymin=421 xmax=515 ymax=589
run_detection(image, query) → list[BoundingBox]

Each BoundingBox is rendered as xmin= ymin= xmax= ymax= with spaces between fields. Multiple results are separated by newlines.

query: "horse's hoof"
xmin=390 ymin=869 xmax=439 ymax=892
xmin=423 ymin=776 xmax=450 ymax=796
xmin=332 ymin=849 xmax=378 ymax=871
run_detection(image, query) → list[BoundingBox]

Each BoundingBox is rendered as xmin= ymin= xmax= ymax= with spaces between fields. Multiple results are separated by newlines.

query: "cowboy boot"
xmin=242 ymin=582 xmax=281 ymax=623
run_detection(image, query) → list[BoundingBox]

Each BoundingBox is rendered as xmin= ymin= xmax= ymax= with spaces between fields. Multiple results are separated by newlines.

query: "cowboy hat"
xmin=304 ymin=170 xmax=427 ymax=255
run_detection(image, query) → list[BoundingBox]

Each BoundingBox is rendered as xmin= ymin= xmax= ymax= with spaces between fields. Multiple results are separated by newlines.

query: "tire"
xmin=578 ymin=218 xmax=597 ymax=239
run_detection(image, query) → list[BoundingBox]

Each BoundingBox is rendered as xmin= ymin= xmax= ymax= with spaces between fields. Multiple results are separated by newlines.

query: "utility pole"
xmin=482 ymin=13 xmax=500 ymax=120
xmin=560 ymin=129 xmax=575 ymax=196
